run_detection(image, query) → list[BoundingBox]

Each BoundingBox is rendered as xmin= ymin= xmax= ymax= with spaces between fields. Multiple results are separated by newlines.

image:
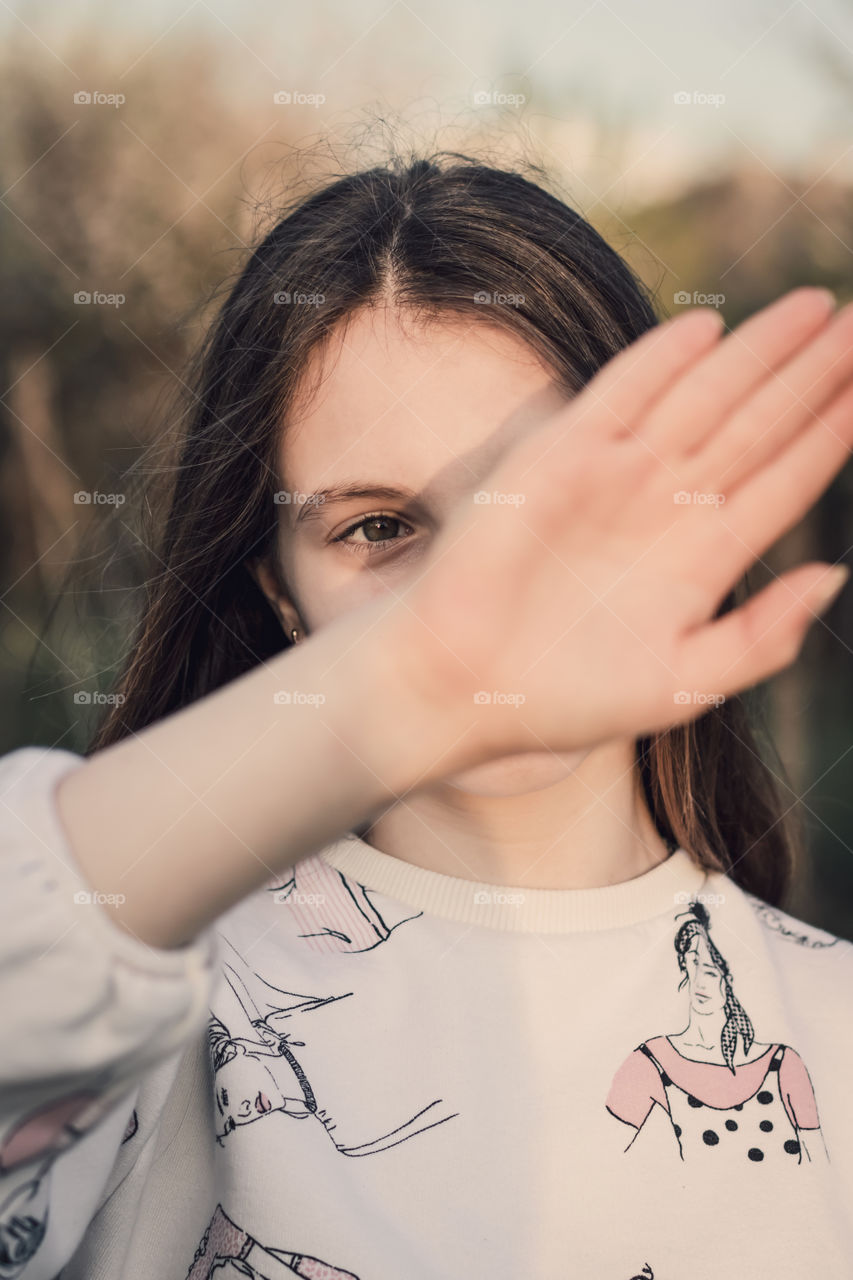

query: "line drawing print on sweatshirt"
xmin=185 ymin=1201 xmax=361 ymax=1280
xmin=605 ymin=900 xmax=827 ymax=1165
xmin=0 ymin=1080 xmax=132 ymax=1279
xmin=745 ymin=896 xmax=839 ymax=949
xmin=263 ymin=852 xmax=423 ymax=954
xmin=210 ymin=937 xmax=458 ymax=1154
xmin=121 ymin=1109 xmax=138 ymax=1144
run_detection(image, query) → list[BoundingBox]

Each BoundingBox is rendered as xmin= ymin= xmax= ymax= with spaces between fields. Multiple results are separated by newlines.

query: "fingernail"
xmin=810 ymin=287 xmax=836 ymax=309
xmin=813 ymin=565 xmax=849 ymax=616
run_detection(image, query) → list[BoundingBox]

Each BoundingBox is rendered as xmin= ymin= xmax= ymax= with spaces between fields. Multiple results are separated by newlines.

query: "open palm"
xmin=390 ymin=287 xmax=853 ymax=767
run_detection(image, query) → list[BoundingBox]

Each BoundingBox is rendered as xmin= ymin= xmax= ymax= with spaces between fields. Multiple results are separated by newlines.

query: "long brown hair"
xmin=86 ymin=150 xmax=799 ymax=905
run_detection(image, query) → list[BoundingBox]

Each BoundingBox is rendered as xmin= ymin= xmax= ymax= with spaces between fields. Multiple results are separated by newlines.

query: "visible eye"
xmin=221 ymin=1088 xmax=229 ymax=1106
xmin=331 ymin=512 xmax=415 ymax=556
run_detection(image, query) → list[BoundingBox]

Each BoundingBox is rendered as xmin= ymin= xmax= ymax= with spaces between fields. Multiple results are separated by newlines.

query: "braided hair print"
xmin=673 ymin=902 xmax=755 ymax=1073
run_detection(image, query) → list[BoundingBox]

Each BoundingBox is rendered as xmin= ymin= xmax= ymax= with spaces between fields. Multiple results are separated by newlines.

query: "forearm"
xmin=54 ymin=598 xmax=469 ymax=949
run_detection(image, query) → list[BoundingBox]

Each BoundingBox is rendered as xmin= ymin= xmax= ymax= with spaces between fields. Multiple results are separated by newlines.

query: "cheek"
xmin=286 ymin=548 xmax=394 ymax=629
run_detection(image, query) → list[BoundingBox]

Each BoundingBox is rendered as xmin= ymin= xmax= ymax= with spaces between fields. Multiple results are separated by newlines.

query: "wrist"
xmin=336 ymin=600 xmax=483 ymax=799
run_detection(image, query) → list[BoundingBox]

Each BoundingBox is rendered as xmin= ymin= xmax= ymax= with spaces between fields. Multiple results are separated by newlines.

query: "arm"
xmin=778 ymin=1046 xmax=820 ymax=1130
xmin=53 ymin=595 xmax=475 ymax=951
xmin=0 ymin=604 xmax=472 ymax=1270
xmin=605 ymin=1048 xmax=665 ymax=1130
xmin=0 ymin=749 xmax=218 ymax=1279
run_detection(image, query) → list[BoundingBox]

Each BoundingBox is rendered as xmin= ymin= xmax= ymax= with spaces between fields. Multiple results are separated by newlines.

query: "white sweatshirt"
xmin=1 ymin=744 xmax=852 ymax=1280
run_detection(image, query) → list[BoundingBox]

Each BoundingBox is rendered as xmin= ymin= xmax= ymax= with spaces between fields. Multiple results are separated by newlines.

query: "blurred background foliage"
xmin=1 ymin=16 xmax=851 ymax=936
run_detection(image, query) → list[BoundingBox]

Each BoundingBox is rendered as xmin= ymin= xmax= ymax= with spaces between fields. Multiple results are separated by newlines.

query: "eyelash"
xmin=331 ymin=512 xmax=414 ymax=555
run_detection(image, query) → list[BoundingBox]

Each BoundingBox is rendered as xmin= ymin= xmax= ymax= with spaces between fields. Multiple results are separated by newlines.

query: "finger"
xmin=710 ymin=377 xmax=853 ymax=583
xmin=675 ymin=562 xmax=849 ymax=703
xmin=638 ymin=287 xmax=837 ymax=458
xmin=695 ymin=300 xmax=853 ymax=492
xmin=515 ymin=308 xmax=725 ymax=479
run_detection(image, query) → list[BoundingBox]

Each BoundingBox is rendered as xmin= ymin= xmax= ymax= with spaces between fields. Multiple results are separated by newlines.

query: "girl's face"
xmin=259 ymin=304 xmax=592 ymax=795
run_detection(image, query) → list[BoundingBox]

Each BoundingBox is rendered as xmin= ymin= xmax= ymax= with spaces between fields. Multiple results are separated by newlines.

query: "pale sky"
xmin=5 ymin=0 xmax=853 ymax=196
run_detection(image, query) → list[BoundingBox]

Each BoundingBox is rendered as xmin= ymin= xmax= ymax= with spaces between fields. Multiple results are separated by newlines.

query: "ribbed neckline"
xmin=318 ymin=833 xmax=710 ymax=934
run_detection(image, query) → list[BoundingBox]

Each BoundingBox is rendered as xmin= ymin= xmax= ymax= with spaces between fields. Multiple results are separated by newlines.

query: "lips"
xmin=254 ymin=1092 xmax=272 ymax=1113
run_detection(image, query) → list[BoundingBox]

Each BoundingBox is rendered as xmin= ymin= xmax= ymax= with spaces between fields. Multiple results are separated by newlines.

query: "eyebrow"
xmin=292 ymin=482 xmax=421 ymax=526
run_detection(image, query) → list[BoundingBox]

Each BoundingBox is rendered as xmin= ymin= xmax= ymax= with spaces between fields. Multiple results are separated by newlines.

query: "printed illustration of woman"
xmin=185 ymin=1201 xmax=360 ymax=1280
xmin=264 ymin=853 xmax=422 ymax=954
xmin=606 ymin=901 xmax=825 ymax=1165
xmin=0 ymin=1083 xmax=133 ymax=1278
xmin=210 ymin=938 xmax=457 ymax=1154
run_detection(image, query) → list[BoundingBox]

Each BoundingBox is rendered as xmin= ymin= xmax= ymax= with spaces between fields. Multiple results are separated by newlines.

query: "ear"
xmin=245 ymin=556 xmax=302 ymax=637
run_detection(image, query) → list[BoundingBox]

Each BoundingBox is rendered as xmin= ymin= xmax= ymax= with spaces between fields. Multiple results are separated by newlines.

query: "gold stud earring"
xmin=290 ymin=628 xmax=300 ymax=644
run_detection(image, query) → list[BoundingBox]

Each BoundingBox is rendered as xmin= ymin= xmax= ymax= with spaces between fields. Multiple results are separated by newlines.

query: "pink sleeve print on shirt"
xmin=779 ymin=1046 xmax=820 ymax=1130
xmin=0 ymin=1086 xmax=129 ymax=1275
xmin=185 ymin=1202 xmax=361 ymax=1280
xmin=265 ymin=857 xmax=423 ymax=954
xmin=0 ymin=1092 xmax=102 ymax=1172
xmin=605 ymin=1047 xmax=668 ymax=1129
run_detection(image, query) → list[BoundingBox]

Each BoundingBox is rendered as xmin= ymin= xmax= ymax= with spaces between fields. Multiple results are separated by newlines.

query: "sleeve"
xmin=0 ymin=746 xmax=222 ymax=1279
xmin=605 ymin=1047 xmax=667 ymax=1129
xmin=779 ymin=1045 xmax=820 ymax=1130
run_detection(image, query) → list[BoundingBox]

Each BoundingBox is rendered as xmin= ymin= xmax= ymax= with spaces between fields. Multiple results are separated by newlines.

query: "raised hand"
xmin=387 ymin=287 xmax=853 ymax=769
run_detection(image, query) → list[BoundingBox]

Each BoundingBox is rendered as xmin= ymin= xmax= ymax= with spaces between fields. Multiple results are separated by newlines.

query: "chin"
xmin=443 ymin=749 xmax=590 ymax=797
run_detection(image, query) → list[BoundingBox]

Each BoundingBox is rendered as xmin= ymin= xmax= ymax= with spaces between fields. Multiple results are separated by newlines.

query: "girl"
xmin=2 ymin=152 xmax=853 ymax=1280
